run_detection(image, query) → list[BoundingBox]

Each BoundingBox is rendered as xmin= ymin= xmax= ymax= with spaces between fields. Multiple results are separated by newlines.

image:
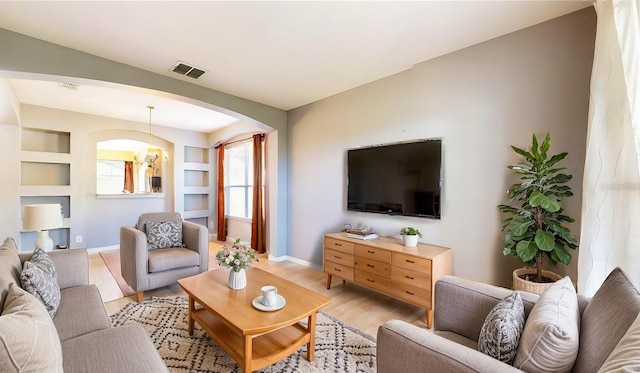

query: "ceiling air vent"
xmin=170 ymin=61 xmax=206 ymax=79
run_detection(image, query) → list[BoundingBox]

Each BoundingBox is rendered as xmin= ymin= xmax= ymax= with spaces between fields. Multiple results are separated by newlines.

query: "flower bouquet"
xmin=215 ymin=238 xmax=259 ymax=272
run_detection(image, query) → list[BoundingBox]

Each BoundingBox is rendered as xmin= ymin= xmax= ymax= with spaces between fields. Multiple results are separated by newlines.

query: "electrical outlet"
xmin=75 ymin=235 xmax=83 ymax=243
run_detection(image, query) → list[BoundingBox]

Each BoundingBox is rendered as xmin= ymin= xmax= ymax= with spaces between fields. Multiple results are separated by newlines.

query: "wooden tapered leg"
xmin=326 ymin=274 xmax=332 ymax=289
xmin=307 ymin=312 xmax=317 ymax=361
xmin=426 ymin=309 xmax=433 ymax=329
xmin=188 ymin=296 xmax=195 ymax=335
xmin=136 ymin=291 xmax=143 ymax=303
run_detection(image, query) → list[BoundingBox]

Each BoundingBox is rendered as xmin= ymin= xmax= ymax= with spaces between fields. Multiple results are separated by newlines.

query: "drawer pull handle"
xmin=367 ymin=264 xmax=374 ymax=268
xmin=367 ymin=250 xmax=375 ymax=254
xmin=367 ymin=279 xmax=375 ymax=283
xmin=405 ymin=276 xmax=415 ymax=280
xmin=335 ymin=256 xmax=342 ymax=259
xmin=335 ymin=268 xmax=341 ymax=272
xmin=335 ymin=243 xmax=342 ymax=246
xmin=406 ymin=259 xmax=415 ymax=264
xmin=406 ymin=291 xmax=414 ymax=295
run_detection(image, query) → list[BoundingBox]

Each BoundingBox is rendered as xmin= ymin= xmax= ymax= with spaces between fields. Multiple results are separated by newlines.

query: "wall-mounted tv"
xmin=347 ymin=139 xmax=442 ymax=219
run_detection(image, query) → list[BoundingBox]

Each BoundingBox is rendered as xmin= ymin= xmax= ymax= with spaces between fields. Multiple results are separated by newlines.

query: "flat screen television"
xmin=347 ymin=139 xmax=442 ymax=219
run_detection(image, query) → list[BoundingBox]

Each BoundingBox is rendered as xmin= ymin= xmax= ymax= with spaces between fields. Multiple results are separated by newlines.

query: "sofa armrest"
xmin=377 ymin=320 xmax=522 ymax=373
xmin=434 ymin=276 xmax=539 ymax=341
xmin=48 ymin=249 xmax=89 ymax=289
xmin=120 ymin=226 xmax=149 ymax=292
xmin=182 ymin=220 xmax=209 ymax=272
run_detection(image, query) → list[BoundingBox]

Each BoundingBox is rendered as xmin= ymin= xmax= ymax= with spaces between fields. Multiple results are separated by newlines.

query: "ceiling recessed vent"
xmin=171 ymin=61 xmax=206 ymax=79
xmin=58 ymin=82 xmax=79 ymax=90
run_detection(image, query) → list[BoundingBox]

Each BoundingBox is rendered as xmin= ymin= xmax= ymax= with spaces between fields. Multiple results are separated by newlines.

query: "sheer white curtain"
xmin=578 ymin=0 xmax=640 ymax=296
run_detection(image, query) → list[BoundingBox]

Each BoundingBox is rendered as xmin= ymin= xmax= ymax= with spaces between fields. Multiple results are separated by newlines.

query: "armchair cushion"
xmin=20 ymin=248 xmax=61 ymax=318
xmin=146 ymin=219 xmax=184 ymax=250
xmin=478 ymin=291 xmax=524 ymax=364
xmin=514 ymin=276 xmax=579 ymax=373
xmin=148 ymin=248 xmax=199 ymax=273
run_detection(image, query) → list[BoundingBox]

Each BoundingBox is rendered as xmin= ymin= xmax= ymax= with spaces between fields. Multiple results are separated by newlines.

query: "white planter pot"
xmin=228 ymin=268 xmax=247 ymax=290
xmin=403 ymin=235 xmax=419 ymax=247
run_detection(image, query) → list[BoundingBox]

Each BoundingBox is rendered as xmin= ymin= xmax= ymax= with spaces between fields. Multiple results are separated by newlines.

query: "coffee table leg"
xmin=243 ymin=335 xmax=253 ymax=372
xmin=188 ymin=296 xmax=195 ymax=335
xmin=306 ymin=312 xmax=317 ymax=361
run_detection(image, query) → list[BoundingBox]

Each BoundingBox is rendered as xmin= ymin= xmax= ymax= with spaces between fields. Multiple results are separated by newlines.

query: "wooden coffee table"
xmin=177 ymin=267 xmax=331 ymax=372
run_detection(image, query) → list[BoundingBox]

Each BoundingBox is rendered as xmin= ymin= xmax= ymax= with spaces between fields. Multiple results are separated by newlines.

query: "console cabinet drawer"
xmin=354 ymin=257 xmax=390 ymax=278
xmin=324 ymin=262 xmax=354 ymax=281
xmin=392 ymin=252 xmax=432 ymax=274
xmin=391 ymin=266 xmax=430 ymax=289
xmin=325 ymin=237 xmax=355 ymax=255
xmin=355 ymin=270 xmax=390 ymax=293
xmin=324 ymin=248 xmax=354 ymax=267
xmin=355 ymin=245 xmax=391 ymax=262
xmin=391 ymin=282 xmax=431 ymax=308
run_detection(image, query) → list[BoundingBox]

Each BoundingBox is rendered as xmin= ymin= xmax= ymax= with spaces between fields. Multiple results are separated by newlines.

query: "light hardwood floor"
xmin=90 ymin=246 xmax=429 ymax=337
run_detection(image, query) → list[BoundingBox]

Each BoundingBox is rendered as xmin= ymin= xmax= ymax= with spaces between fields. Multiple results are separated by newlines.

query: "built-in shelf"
xmin=21 ymin=161 xmax=71 ymax=186
xmin=184 ymin=194 xmax=209 ymax=212
xmin=184 ymin=146 xmax=209 ymax=164
xmin=21 ymin=128 xmax=70 ymax=154
xmin=96 ymin=193 xmax=166 ymax=199
xmin=184 ymin=169 xmax=209 ymax=187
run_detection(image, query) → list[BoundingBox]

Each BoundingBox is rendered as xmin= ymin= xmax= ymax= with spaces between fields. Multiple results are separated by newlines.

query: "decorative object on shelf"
xmin=498 ymin=133 xmax=578 ymax=294
xmin=400 ymin=227 xmax=422 ymax=247
xmin=22 ymin=204 xmax=63 ymax=252
xmin=215 ymin=238 xmax=259 ymax=290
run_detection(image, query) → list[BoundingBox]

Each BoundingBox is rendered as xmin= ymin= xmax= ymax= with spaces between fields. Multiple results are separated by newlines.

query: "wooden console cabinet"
xmin=323 ymin=232 xmax=452 ymax=329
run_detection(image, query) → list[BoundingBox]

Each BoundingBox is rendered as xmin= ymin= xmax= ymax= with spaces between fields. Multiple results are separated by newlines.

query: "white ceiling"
xmin=0 ymin=1 xmax=591 ymax=132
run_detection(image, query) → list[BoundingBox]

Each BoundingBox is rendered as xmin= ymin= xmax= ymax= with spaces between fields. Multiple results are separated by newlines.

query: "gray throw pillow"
xmin=147 ymin=219 xmax=184 ymax=250
xmin=20 ymin=248 xmax=61 ymax=318
xmin=478 ymin=291 xmax=525 ymax=364
xmin=0 ymin=283 xmax=63 ymax=373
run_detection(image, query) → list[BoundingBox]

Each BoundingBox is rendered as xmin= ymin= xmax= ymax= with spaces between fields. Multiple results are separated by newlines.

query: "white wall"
xmin=287 ymin=9 xmax=596 ymax=287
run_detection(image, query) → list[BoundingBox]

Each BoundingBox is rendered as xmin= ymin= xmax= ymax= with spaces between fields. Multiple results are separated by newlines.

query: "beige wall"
xmin=287 ymin=8 xmax=596 ymax=286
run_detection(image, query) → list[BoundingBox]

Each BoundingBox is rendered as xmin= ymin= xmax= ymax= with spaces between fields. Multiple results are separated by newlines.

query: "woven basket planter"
xmin=512 ymin=268 xmax=562 ymax=295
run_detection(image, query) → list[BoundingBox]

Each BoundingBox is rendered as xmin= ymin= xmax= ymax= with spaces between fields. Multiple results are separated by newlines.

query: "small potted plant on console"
xmin=400 ymin=227 xmax=422 ymax=247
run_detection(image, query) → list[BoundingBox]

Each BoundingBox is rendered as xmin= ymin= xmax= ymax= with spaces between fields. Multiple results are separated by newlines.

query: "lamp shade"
xmin=23 ymin=204 xmax=63 ymax=231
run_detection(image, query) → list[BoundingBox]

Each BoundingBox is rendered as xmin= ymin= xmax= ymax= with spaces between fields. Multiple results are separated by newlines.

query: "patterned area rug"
xmin=110 ymin=296 xmax=377 ymax=372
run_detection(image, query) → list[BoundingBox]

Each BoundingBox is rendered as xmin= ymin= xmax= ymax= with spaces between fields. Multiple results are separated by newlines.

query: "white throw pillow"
xmin=514 ymin=276 xmax=580 ymax=373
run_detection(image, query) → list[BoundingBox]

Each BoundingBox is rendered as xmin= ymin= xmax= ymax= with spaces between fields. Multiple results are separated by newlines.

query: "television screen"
xmin=347 ymin=139 xmax=442 ymax=219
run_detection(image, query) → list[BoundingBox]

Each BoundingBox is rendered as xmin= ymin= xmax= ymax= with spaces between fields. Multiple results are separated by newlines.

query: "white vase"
xmin=228 ymin=268 xmax=247 ymax=290
xmin=403 ymin=235 xmax=419 ymax=247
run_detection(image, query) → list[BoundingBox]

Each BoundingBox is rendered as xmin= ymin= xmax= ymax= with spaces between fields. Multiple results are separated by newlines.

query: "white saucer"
xmin=252 ymin=294 xmax=286 ymax=311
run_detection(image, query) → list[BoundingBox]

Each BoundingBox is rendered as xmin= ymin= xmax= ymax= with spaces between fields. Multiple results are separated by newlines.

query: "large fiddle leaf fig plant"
xmin=498 ymin=133 xmax=578 ymax=283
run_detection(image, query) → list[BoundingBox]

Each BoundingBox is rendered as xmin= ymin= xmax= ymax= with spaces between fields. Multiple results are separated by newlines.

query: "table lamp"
xmin=23 ymin=204 xmax=63 ymax=252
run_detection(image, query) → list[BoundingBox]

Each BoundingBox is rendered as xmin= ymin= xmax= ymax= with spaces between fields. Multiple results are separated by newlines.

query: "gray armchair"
xmin=120 ymin=212 xmax=208 ymax=302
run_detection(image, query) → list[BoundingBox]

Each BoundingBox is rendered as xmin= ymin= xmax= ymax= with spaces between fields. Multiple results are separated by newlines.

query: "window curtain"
xmin=251 ymin=134 xmax=266 ymax=253
xmin=216 ymin=145 xmax=226 ymax=242
xmin=123 ymin=161 xmax=134 ymax=193
xmin=578 ymin=0 xmax=640 ymax=296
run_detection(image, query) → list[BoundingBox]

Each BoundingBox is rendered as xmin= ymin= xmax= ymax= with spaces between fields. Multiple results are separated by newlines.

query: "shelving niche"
xmin=183 ymin=146 xmax=212 ymax=227
xmin=19 ymin=128 xmax=72 ymax=252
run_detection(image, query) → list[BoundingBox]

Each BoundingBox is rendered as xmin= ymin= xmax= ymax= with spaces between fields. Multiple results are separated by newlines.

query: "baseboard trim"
xmin=86 ymin=245 xmax=119 ymax=254
xmin=268 ymin=254 xmax=322 ymax=271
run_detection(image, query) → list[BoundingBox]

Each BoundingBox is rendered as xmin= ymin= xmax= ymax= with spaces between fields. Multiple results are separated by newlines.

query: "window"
xmin=96 ymin=160 xmax=125 ymax=194
xmin=225 ymin=142 xmax=253 ymax=218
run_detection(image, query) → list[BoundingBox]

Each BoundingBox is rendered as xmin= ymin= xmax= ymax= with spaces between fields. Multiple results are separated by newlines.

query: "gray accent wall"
xmin=287 ymin=8 xmax=596 ymax=286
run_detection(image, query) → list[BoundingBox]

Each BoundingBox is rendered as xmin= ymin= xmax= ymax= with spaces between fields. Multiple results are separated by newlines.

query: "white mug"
xmin=261 ymin=285 xmax=278 ymax=306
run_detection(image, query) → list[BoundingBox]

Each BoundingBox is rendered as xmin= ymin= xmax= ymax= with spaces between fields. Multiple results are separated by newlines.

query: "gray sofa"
xmin=377 ymin=271 xmax=640 ymax=373
xmin=0 ymin=237 xmax=167 ymax=372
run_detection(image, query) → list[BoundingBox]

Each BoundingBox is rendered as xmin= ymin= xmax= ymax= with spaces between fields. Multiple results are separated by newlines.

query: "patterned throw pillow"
xmin=147 ymin=219 xmax=184 ymax=250
xmin=19 ymin=248 xmax=60 ymax=318
xmin=478 ymin=291 xmax=525 ymax=364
